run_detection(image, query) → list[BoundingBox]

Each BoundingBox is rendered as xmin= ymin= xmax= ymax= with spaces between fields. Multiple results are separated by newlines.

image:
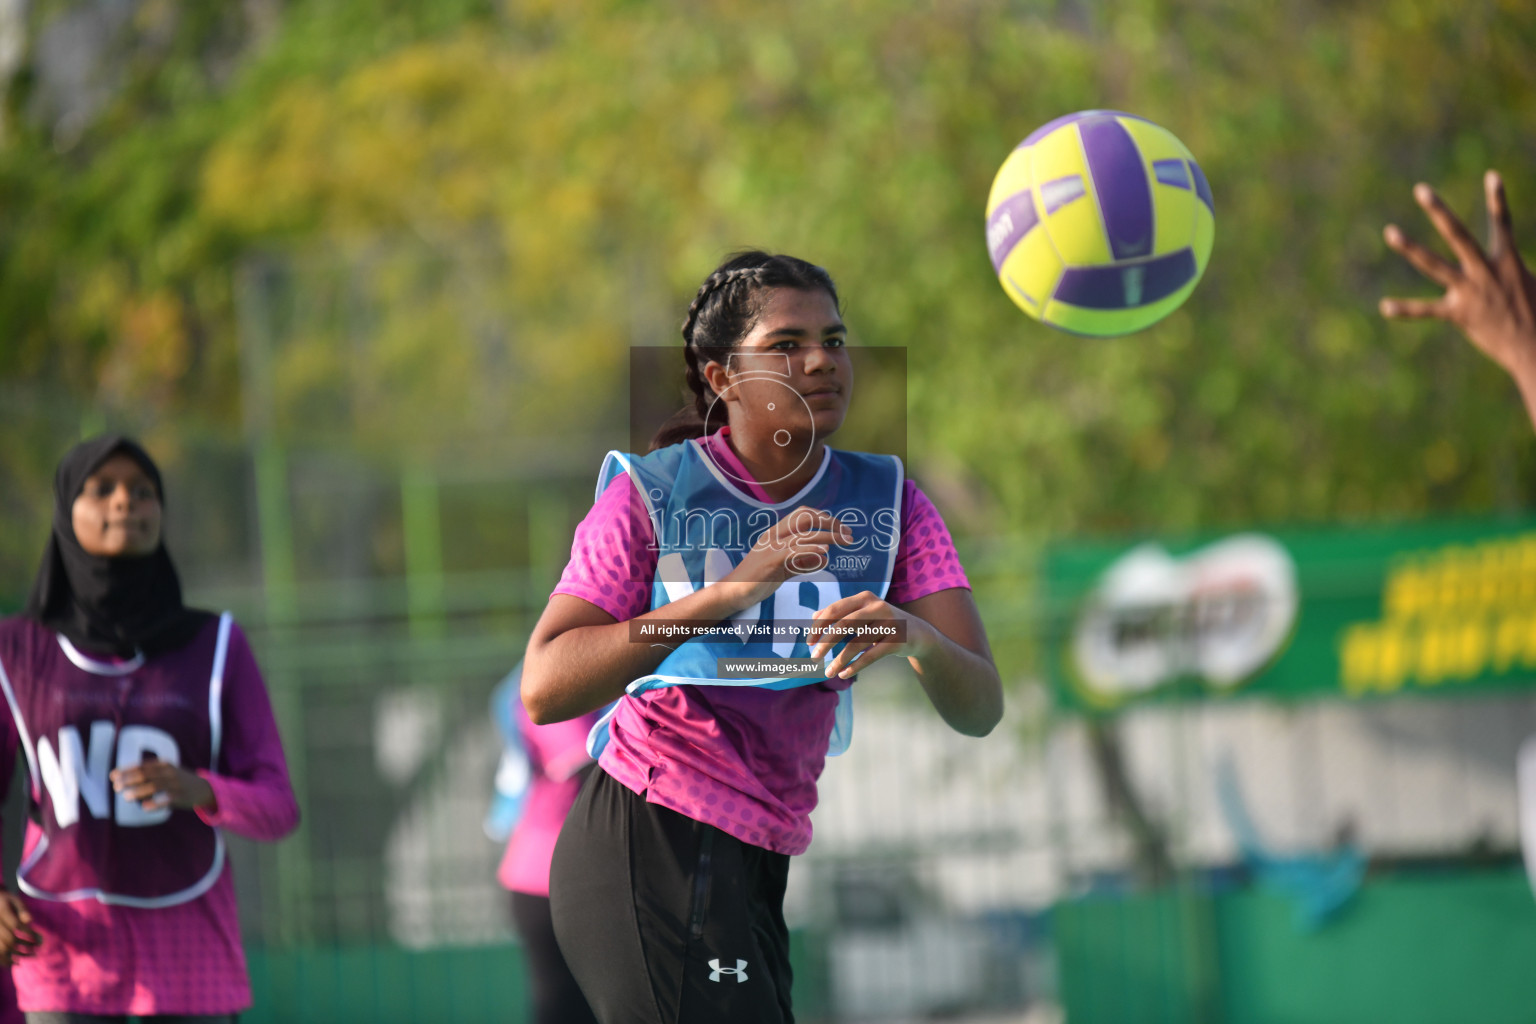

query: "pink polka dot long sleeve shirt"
xmin=552 ymin=430 xmax=969 ymax=854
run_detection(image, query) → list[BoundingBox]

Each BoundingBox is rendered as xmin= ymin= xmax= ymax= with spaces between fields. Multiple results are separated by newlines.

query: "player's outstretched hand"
xmin=0 ymin=891 xmax=40 ymax=965
xmin=111 ymin=756 xmax=217 ymax=812
xmin=1381 ymin=171 xmax=1536 ymax=380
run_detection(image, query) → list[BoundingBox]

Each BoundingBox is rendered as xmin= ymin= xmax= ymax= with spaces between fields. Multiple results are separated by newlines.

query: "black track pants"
xmin=549 ymin=768 xmax=794 ymax=1024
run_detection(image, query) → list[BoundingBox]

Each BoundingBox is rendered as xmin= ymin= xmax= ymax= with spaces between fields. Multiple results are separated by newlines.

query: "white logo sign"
xmin=37 ymin=721 xmax=181 ymax=828
xmin=1071 ymin=534 xmax=1299 ymax=701
xmin=708 ymin=958 xmax=749 ymax=983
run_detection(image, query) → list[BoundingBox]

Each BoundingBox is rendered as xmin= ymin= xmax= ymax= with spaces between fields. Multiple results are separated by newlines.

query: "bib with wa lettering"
xmin=586 ymin=438 xmax=903 ymax=758
xmin=0 ymin=615 xmax=229 ymax=907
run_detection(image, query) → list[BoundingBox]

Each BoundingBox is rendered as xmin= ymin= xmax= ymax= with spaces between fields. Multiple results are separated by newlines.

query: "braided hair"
xmin=648 ymin=251 xmax=841 ymax=452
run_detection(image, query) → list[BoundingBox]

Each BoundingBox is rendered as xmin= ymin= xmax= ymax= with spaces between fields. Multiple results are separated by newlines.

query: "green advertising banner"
xmin=1043 ymin=517 xmax=1536 ymax=713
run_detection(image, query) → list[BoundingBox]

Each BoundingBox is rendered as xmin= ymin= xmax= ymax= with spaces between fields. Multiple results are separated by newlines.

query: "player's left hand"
xmin=807 ymin=591 xmax=938 ymax=679
xmin=1380 ymin=171 xmax=1536 ymax=375
xmin=110 ymin=756 xmax=217 ymax=812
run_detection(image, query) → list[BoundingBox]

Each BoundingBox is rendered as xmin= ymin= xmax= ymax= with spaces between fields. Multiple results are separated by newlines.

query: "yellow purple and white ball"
xmin=986 ymin=110 xmax=1215 ymax=337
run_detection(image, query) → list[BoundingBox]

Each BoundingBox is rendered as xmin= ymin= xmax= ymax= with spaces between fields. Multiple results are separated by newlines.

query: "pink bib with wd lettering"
xmin=0 ymin=616 xmax=228 ymax=907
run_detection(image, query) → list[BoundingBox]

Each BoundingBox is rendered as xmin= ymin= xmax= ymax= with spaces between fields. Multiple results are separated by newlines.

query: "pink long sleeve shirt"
xmin=552 ymin=429 xmax=970 ymax=855
xmin=0 ymin=616 xmax=299 ymax=1016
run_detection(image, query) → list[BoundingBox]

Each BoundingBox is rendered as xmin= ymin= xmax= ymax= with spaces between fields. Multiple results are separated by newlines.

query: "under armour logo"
xmin=708 ymin=958 xmax=749 ymax=983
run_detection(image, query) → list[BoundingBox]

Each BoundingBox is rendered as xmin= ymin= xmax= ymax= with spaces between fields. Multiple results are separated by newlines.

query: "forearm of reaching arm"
xmin=1507 ymin=353 xmax=1536 ymax=435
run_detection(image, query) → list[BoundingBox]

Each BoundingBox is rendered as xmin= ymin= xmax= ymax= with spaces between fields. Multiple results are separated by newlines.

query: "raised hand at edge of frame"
xmin=0 ymin=891 xmax=40 ymax=965
xmin=1381 ymin=171 xmax=1536 ymax=427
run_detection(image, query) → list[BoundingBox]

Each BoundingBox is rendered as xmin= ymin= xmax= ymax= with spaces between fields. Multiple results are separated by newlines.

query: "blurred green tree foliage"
xmin=3 ymin=0 xmax=1536 ymax=579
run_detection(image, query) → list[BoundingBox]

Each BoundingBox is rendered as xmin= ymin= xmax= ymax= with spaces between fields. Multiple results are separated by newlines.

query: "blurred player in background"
xmin=489 ymin=664 xmax=600 ymax=1024
xmin=0 ymin=435 xmax=299 ymax=1023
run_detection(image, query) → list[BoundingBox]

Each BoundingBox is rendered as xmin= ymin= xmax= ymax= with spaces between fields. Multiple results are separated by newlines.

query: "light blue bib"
xmin=586 ymin=438 xmax=904 ymax=759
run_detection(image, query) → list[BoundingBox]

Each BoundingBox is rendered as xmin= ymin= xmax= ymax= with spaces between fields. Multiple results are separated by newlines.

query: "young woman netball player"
xmin=521 ymin=251 xmax=1004 ymax=1024
xmin=1381 ymin=170 xmax=1536 ymax=427
xmin=0 ymin=435 xmax=300 ymax=1023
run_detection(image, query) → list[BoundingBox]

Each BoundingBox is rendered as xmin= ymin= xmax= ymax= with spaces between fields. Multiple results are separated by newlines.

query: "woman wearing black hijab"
xmin=0 ymin=435 xmax=300 ymax=1023
xmin=23 ymin=435 xmax=213 ymax=660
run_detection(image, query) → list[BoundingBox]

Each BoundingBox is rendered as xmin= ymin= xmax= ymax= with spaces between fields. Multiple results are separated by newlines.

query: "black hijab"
xmin=21 ymin=435 xmax=213 ymax=658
